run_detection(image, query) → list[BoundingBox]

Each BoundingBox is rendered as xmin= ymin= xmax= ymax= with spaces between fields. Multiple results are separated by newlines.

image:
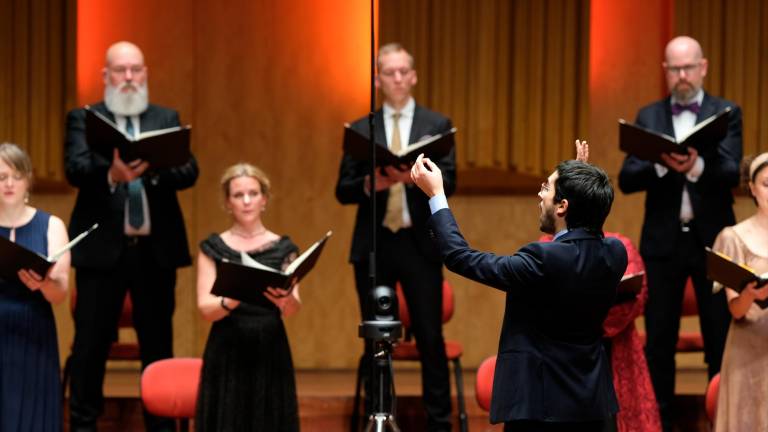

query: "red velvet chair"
xmin=61 ymin=290 xmax=140 ymax=395
xmin=475 ymin=355 xmax=496 ymax=412
xmin=705 ymin=373 xmax=721 ymax=424
xmin=140 ymin=357 xmax=203 ymax=431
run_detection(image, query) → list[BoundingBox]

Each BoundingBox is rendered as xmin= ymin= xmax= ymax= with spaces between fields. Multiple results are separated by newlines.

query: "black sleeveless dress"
xmin=195 ymin=234 xmax=300 ymax=432
xmin=0 ymin=210 xmax=61 ymax=431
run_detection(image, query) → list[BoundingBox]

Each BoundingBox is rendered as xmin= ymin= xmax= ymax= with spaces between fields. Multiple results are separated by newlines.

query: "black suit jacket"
xmin=335 ymin=105 xmax=456 ymax=263
xmin=428 ymin=209 xmax=626 ymax=424
xmin=618 ymin=93 xmax=742 ymax=258
xmin=64 ymin=102 xmax=198 ymax=269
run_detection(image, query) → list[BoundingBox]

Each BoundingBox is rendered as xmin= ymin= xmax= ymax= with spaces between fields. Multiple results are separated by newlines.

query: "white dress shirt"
xmin=653 ymin=89 xmax=705 ymax=223
xmin=382 ymin=98 xmax=416 ymax=229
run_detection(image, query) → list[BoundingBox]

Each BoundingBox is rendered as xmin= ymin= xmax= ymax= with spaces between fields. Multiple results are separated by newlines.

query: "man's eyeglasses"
xmin=665 ymin=63 xmax=700 ymax=75
xmin=108 ymin=65 xmax=145 ymax=76
xmin=540 ymin=181 xmax=550 ymax=194
xmin=379 ymin=67 xmax=413 ymax=78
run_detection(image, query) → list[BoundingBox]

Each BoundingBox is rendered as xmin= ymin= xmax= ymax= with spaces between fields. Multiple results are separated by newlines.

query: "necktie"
xmin=383 ymin=112 xmax=404 ymax=232
xmin=125 ymin=118 xmax=144 ymax=229
xmin=671 ymin=101 xmax=701 ymax=115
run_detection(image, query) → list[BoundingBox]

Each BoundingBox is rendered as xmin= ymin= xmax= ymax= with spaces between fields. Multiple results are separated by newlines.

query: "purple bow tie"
xmin=671 ymin=101 xmax=701 ymax=115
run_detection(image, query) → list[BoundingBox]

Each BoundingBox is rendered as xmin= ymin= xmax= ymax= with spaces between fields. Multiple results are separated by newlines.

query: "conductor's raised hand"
xmin=410 ymin=153 xmax=443 ymax=198
xmin=575 ymin=139 xmax=589 ymax=162
xmin=108 ymin=148 xmax=149 ymax=183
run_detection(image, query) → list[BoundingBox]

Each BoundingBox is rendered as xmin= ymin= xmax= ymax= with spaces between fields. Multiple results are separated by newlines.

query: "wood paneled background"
xmin=0 ymin=0 xmax=764 ymax=371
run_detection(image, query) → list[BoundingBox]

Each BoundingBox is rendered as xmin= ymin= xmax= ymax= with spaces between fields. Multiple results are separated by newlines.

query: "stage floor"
xmin=62 ymin=361 xmax=711 ymax=431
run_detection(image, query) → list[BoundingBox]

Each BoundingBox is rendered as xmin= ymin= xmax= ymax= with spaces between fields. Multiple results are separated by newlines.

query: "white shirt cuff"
xmin=654 ymin=163 xmax=669 ymax=178
xmin=429 ymin=193 xmax=449 ymax=214
xmin=686 ymin=156 xmax=705 ymax=182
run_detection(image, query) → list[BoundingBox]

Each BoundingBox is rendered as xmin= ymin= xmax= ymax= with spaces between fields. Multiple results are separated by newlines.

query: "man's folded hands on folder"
xmin=364 ymin=164 xmax=413 ymax=194
xmin=108 ymin=148 xmax=148 ymax=184
xmin=660 ymin=146 xmax=697 ymax=173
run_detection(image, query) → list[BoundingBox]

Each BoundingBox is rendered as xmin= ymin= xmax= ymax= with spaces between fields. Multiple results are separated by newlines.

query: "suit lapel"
xmin=696 ymin=92 xmax=717 ymax=124
xmin=374 ymin=110 xmax=388 ymax=148
xmin=408 ymin=105 xmax=422 ymax=145
xmin=94 ymin=102 xmax=116 ymax=123
xmin=659 ymin=97 xmax=676 ymax=138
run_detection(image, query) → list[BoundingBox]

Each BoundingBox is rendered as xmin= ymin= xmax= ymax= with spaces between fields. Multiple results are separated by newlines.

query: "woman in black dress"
xmin=195 ymin=163 xmax=301 ymax=431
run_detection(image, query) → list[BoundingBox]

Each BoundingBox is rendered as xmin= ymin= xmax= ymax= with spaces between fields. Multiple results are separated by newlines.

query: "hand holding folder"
xmin=0 ymin=224 xmax=98 ymax=285
xmin=705 ymin=247 xmax=768 ymax=309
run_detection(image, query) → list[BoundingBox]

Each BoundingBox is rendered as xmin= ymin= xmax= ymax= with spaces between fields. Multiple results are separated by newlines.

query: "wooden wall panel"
xmin=0 ymin=0 xmax=70 ymax=188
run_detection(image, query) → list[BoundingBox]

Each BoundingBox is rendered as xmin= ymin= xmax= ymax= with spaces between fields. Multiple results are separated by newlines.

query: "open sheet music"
xmin=343 ymin=125 xmax=456 ymax=167
xmin=85 ymin=107 xmax=192 ymax=169
xmin=706 ymin=247 xmax=768 ymax=309
xmin=0 ymin=224 xmax=98 ymax=284
xmin=619 ymin=108 xmax=731 ymax=164
xmin=211 ymin=231 xmax=332 ymax=304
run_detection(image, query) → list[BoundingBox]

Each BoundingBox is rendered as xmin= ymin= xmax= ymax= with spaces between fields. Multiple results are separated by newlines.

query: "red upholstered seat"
xmin=705 ymin=373 xmax=720 ymax=424
xmin=475 ymin=355 xmax=497 ymax=412
xmin=141 ymin=357 xmax=203 ymax=430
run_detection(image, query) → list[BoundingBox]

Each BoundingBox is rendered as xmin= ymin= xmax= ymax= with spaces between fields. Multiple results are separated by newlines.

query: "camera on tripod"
xmin=358 ymin=285 xmax=403 ymax=341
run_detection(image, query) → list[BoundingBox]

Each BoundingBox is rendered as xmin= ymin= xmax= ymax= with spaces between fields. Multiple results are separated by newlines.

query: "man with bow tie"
xmin=618 ymin=35 xmax=742 ymax=432
xmin=64 ymin=41 xmax=198 ymax=432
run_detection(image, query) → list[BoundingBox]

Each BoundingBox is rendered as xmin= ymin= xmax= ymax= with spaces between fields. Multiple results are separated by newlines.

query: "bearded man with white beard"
xmin=64 ymin=41 xmax=198 ymax=432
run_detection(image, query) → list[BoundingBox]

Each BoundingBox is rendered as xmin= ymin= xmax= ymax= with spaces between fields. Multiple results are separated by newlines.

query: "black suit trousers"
xmin=643 ymin=228 xmax=730 ymax=432
xmin=353 ymin=227 xmax=452 ymax=431
xmin=69 ymin=237 xmax=177 ymax=432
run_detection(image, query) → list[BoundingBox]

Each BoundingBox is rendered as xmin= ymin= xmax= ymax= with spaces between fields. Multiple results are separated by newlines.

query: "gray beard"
xmin=104 ymin=82 xmax=149 ymax=116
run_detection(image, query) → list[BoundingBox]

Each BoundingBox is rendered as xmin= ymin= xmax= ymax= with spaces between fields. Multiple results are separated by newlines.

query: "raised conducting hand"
xmin=660 ymin=147 xmax=698 ymax=173
xmin=410 ymin=153 xmax=444 ymax=198
xmin=575 ymin=139 xmax=589 ymax=162
xmin=109 ymin=148 xmax=149 ymax=183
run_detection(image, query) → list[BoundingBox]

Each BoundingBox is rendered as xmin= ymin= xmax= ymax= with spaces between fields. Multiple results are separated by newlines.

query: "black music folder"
xmin=343 ymin=125 xmax=456 ymax=167
xmin=705 ymin=247 xmax=768 ymax=309
xmin=619 ymin=107 xmax=731 ymax=164
xmin=85 ymin=106 xmax=192 ymax=169
xmin=614 ymin=272 xmax=644 ymax=304
xmin=211 ymin=231 xmax=332 ymax=304
xmin=0 ymin=224 xmax=98 ymax=284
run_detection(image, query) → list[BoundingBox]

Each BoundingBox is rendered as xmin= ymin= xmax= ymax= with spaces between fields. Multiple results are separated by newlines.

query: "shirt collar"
xmin=383 ymin=97 xmax=415 ymax=119
xmin=553 ymin=228 xmax=569 ymax=241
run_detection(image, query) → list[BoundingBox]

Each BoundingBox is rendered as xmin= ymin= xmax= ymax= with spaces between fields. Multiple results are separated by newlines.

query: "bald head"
xmin=663 ymin=36 xmax=707 ymax=102
xmin=664 ymin=36 xmax=703 ymax=63
xmin=105 ymin=41 xmax=144 ymax=67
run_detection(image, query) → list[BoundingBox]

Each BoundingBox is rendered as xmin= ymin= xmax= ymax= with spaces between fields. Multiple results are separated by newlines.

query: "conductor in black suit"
xmin=411 ymin=143 xmax=626 ymax=431
xmin=618 ymin=36 xmax=741 ymax=431
xmin=335 ymin=42 xmax=456 ymax=430
xmin=64 ymin=41 xmax=198 ymax=432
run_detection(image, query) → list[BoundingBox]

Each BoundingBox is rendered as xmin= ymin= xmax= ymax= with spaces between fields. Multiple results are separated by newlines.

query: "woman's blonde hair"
xmin=0 ymin=142 xmax=33 ymax=185
xmin=220 ymin=162 xmax=271 ymax=200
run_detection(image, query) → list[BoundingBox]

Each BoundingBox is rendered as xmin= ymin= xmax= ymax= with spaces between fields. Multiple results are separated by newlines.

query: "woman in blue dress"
xmin=0 ymin=143 xmax=71 ymax=431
